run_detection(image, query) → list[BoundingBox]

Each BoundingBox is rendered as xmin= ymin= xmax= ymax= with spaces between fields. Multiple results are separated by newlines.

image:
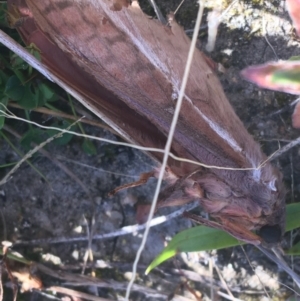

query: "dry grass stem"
xmin=3 ymin=125 xmax=89 ymax=194
xmin=8 ymin=102 xmax=118 ymax=134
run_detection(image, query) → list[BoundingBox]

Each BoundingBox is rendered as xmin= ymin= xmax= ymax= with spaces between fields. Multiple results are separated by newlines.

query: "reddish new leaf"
xmin=241 ymin=61 xmax=300 ymax=94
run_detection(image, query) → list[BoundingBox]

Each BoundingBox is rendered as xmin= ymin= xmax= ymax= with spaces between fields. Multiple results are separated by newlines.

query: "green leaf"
xmin=20 ymin=129 xmax=45 ymax=151
xmin=288 ymin=56 xmax=300 ymax=61
xmin=0 ymin=70 xmax=9 ymax=93
xmin=38 ymin=82 xmax=55 ymax=100
xmin=46 ymin=122 xmax=74 ymax=145
xmin=27 ymin=43 xmax=41 ymax=61
xmin=10 ymin=53 xmax=28 ymax=71
xmin=0 ymin=70 xmax=8 ymax=88
xmin=17 ymin=84 xmax=38 ymax=109
xmin=146 ymin=203 xmax=300 ymax=274
xmin=26 ymin=44 xmax=41 ymax=77
xmin=145 ymin=226 xmax=239 ymax=274
xmin=4 ymin=75 xmax=25 ymax=101
xmin=35 ymin=83 xmax=59 ymax=105
xmin=286 ymin=202 xmax=300 ymax=232
xmin=82 ymin=139 xmax=97 ymax=155
xmin=32 ymin=47 xmax=41 ymax=62
xmin=271 ymin=69 xmax=300 ymax=85
xmin=46 ymin=92 xmax=59 ymax=103
xmin=284 ymin=203 xmax=300 ymax=255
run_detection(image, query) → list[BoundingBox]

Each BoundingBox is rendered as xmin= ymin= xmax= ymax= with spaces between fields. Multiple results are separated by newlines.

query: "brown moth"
xmin=6 ymin=0 xmax=285 ymax=247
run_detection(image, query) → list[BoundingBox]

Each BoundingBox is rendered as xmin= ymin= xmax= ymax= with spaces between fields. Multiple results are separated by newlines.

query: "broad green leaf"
xmin=0 ymin=70 xmax=9 ymax=92
xmin=82 ymin=139 xmax=97 ymax=155
xmin=4 ymin=75 xmax=25 ymax=101
xmin=31 ymin=83 xmax=55 ymax=107
xmin=165 ymin=226 xmax=239 ymax=252
xmin=146 ymin=226 xmax=239 ymax=274
xmin=38 ymin=82 xmax=55 ymax=100
xmin=146 ymin=203 xmax=300 ymax=274
xmin=46 ymin=122 xmax=74 ymax=146
xmin=36 ymin=82 xmax=59 ymax=105
xmin=17 ymin=84 xmax=38 ymax=109
xmin=285 ymin=202 xmax=300 ymax=255
xmin=21 ymin=129 xmax=46 ymax=151
xmin=46 ymin=92 xmax=59 ymax=103
xmin=286 ymin=202 xmax=300 ymax=232
xmin=37 ymin=82 xmax=59 ymax=106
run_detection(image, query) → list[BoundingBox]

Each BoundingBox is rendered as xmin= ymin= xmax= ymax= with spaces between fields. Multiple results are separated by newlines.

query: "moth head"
xmin=257 ymin=224 xmax=282 ymax=245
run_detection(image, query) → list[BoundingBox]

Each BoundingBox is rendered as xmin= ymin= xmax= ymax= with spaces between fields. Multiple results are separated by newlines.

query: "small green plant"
xmin=0 ymin=2 xmax=96 ymax=164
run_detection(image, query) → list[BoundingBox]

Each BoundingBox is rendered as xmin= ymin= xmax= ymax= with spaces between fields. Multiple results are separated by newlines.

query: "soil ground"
xmin=1 ymin=0 xmax=300 ymax=300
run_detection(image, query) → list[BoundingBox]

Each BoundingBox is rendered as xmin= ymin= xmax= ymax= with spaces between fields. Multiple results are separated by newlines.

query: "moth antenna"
xmin=256 ymin=245 xmax=300 ymax=288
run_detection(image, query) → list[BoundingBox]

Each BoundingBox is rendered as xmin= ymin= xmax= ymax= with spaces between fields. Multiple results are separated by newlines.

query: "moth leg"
xmin=183 ymin=212 xmax=262 ymax=245
xmin=108 ymin=170 xmax=156 ymax=196
xmin=136 ymin=181 xmax=204 ymax=223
